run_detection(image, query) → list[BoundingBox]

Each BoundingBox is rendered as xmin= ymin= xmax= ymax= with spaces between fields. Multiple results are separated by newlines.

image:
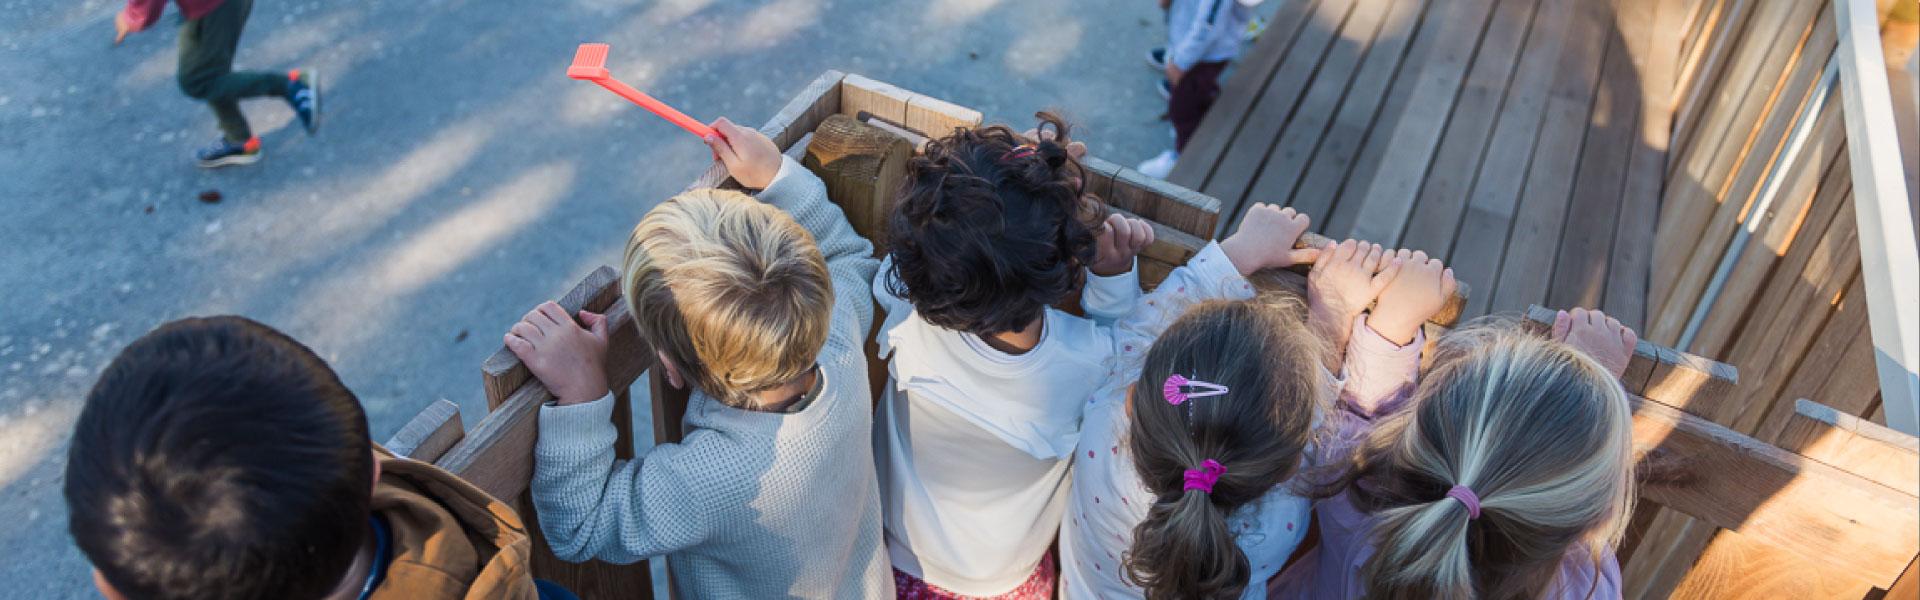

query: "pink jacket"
xmin=121 ymin=0 xmax=224 ymax=32
xmin=1269 ymin=318 xmax=1623 ymax=599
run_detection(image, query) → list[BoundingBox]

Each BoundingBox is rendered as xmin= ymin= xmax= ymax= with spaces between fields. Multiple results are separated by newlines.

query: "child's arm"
xmin=503 ymin=303 xmax=711 ymax=562
xmin=1305 ymin=240 xmax=1401 ymax=373
xmin=708 ymin=119 xmax=883 ymax=340
xmin=1108 ymin=204 xmax=1316 ymax=365
xmin=1081 ymin=213 xmax=1156 ymax=323
xmin=1342 ymin=250 xmax=1455 ymax=419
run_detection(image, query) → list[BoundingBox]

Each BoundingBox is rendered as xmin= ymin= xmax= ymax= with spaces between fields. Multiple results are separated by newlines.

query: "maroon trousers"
xmin=1170 ymin=60 xmax=1229 ymax=151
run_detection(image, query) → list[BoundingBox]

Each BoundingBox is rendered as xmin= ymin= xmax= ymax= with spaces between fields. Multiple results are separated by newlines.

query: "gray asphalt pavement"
xmin=0 ymin=0 xmax=1228 ymax=595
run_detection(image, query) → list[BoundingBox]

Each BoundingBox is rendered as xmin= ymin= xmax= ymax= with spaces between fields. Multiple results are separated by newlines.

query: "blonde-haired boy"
xmin=507 ymin=118 xmax=891 ymax=598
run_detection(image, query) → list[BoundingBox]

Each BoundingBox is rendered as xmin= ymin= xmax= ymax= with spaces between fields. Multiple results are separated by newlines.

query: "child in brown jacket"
xmin=64 ymin=316 xmax=571 ymax=600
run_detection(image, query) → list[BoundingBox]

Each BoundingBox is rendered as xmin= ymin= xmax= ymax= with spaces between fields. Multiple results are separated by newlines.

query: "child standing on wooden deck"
xmin=1061 ymin=237 xmax=1409 ymax=600
xmin=1271 ymin=296 xmax=1641 ymax=599
xmin=506 ymin=120 xmax=891 ymax=597
xmin=1138 ymin=0 xmax=1254 ymax=178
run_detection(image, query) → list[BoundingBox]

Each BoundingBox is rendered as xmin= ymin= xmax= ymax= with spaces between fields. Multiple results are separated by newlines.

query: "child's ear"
xmin=92 ymin=569 xmax=127 ymax=600
xmin=656 ymin=351 xmax=686 ymax=389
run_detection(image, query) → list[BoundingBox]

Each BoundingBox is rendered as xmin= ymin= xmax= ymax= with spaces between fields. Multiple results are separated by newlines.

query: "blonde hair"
xmin=1345 ymin=318 xmax=1635 ymax=600
xmin=622 ymin=188 xmax=832 ymax=405
xmin=1123 ymin=299 xmax=1327 ymax=600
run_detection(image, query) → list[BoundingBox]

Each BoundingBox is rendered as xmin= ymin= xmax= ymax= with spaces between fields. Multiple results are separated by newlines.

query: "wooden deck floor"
xmin=1169 ymin=0 xmax=1671 ymax=328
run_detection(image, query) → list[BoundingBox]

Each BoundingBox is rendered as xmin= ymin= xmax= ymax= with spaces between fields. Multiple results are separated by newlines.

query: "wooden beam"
xmin=481 ymin=266 xmax=622 ymax=409
xmin=1628 ymin=393 xmax=1920 ymax=579
xmin=384 ymin=398 xmax=463 ymax=463
xmin=1833 ymin=0 xmax=1920 ymax=434
xmin=1779 ymin=398 xmax=1919 ymax=494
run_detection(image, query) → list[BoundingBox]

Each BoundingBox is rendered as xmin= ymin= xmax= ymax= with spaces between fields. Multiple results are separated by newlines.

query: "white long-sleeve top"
xmin=529 ymin=157 xmax=891 ymax=599
xmin=871 ymin=250 xmax=1160 ymax=596
xmin=1167 ymin=0 xmax=1253 ymax=70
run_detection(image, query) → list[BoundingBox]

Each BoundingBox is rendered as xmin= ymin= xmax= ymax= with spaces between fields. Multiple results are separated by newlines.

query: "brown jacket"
xmin=369 ymin=447 xmax=540 ymax=600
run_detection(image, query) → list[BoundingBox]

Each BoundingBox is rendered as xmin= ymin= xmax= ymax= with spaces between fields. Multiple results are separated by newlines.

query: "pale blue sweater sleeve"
xmin=531 ymin=395 xmax=712 ymax=563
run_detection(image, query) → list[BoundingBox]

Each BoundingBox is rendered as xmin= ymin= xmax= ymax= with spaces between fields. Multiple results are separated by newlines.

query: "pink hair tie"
xmin=1446 ymin=484 xmax=1482 ymax=519
xmin=1183 ymin=459 xmax=1226 ymax=494
xmin=1163 ymin=374 xmax=1230 ymax=405
xmin=1001 ymin=144 xmax=1037 ymax=162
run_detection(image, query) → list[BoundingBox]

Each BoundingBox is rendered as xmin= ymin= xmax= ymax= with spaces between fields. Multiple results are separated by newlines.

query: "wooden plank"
xmin=1671 ymin=0 xmax=1725 ymax=98
xmin=1622 ymin=511 xmax=1715 ymax=599
xmin=1323 ymin=0 xmax=1490 ymax=235
xmin=1391 ymin=0 xmax=1547 ymax=253
xmin=1605 ymin=0 xmax=1690 ymax=330
xmin=1109 ymin=164 xmax=1223 ymax=240
xmin=839 ymin=74 xmax=912 ymax=126
xmin=1667 ymin=528 xmax=1882 ymax=599
xmin=1644 ymin=344 xmax=1741 ymax=420
xmin=1545 ymin=0 xmax=1653 ymax=313
xmin=1656 ymin=6 xmax=1837 ymax=349
xmin=1723 ymin=180 xmax=1855 ymax=436
xmin=1649 ymin=0 xmax=1817 ymax=334
xmin=482 ymin=266 xmax=622 ymax=409
xmin=1486 ymin=0 xmax=1612 ymax=314
xmin=1198 ymin=0 xmax=1362 ymax=217
xmin=1834 ymin=0 xmax=1920 ymax=434
xmin=1081 ymin=155 xmax=1120 ymax=207
xmin=1778 ymin=398 xmax=1919 ymax=494
xmin=1627 ymin=394 xmax=1920 ymax=580
xmin=1884 ymin=556 xmax=1920 ymax=600
xmin=688 ymin=70 xmax=844 ymax=192
xmin=1438 ymin=0 xmax=1580 ymax=318
xmin=384 ymin=398 xmax=463 ymax=463
xmin=1168 ymin=0 xmax=1329 ymax=187
xmin=1755 ymin=274 xmax=1871 ymax=434
xmin=904 ymin=93 xmax=981 ymax=140
xmin=1237 ymin=0 xmax=1398 ymax=227
xmin=1669 ymin=0 xmax=1755 ymax=161
xmin=1690 ymin=105 xmax=1846 ymax=356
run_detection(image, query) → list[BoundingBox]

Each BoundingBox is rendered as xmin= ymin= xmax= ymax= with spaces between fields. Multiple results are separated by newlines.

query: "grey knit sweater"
xmin=531 ymin=156 xmax=892 ymax=599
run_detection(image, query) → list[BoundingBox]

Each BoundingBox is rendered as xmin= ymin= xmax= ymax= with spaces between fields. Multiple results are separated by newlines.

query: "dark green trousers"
xmin=176 ymin=0 xmax=286 ymax=143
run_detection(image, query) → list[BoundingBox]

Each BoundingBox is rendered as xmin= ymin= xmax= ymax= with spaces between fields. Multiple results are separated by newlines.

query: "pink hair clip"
xmin=1163 ymin=374 xmax=1230 ymax=405
xmin=1001 ymin=144 xmax=1037 ymax=162
xmin=1183 ymin=459 xmax=1226 ymax=494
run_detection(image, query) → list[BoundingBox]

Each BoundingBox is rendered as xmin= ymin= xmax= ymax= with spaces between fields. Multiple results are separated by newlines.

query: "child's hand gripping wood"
xmin=1369 ymin=250 xmax=1457 ymax=346
xmin=705 ymin=118 xmax=783 ymax=189
xmin=1090 ymin=213 xmax=1156 ymax=277
xmin=1307 ymin=240 xmax=1402 ymax=371
xmin=1218 ymin=203 xmax=1318 ymax=276
xmin=1551 ymin=308 xmax=1638 ymax=378
xmin=504 ymin=302 xmax=611 ymax=406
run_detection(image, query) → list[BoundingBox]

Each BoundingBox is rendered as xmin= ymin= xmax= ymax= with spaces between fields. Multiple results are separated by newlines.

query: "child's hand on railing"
xmin=1369 ymin=250 xmax=1455 ymax=346
xmin=705 ymin=118 xmax=783 ymax=189
xmin=1219 ymin=203 xmax=1316 ymax=276
xmin=1553 ymin=308 xmax=1637 ymax=378
xmin=504 ymin=301 xmax=611 ymax=406
xmin=1090 ymin=213 xmax=1155 ymax=277
xmin=1307 ymin=240 xmax=1401 ymax=369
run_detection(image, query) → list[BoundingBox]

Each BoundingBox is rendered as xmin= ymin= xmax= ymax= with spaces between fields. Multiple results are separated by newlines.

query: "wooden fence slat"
xmin=1778 ymin=398 xmax=1919 ymax=494
xmin=1727 ymin=186 xmax=1856 ymax=437
xmin=384 ymin=398 xmax=463 ymax=463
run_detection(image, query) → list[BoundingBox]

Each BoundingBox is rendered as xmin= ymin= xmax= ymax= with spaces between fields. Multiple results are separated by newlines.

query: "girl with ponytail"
xmin=1062 ymin=238 xmax=1424 ymax=600
xmin=1270 ymin=290 xmax=1641 ymax=599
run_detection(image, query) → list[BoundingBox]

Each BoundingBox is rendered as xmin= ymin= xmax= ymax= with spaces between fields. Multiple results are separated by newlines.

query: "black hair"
xmin=64 ymin=316 xmax=374 ymax=600
xmin=884 ymin=111 xmax=1102 ymax=336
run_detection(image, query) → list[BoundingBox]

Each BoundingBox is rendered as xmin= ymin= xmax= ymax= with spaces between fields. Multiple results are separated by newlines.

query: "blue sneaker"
xmin=196 ymin=137 xmax=261 ymax=168
xmin=286 ymin=68 xmax=320 ymax=135
xmin=1146 ymin=47 xmax=1167 ymax=71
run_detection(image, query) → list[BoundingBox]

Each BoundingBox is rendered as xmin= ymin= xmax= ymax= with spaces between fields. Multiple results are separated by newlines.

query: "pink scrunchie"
xmin=1183 ymin=459 xmax=1227 ymax=494
xmin=1446 ymin=484 xmax=1482 ymax=519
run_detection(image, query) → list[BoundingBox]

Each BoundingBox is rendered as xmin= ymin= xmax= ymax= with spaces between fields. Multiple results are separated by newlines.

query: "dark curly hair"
xmin=884 ymin=112 xmax=1102 ymax=336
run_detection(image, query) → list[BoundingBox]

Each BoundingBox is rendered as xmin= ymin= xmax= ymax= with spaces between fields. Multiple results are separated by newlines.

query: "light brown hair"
xmin=1123 ymin=299 xmax=1326 ymax=600
xmin=622 ymin=188 xmax=831 ymax=406
xmin=1343 ymin=318 xmax=1636 ymax=600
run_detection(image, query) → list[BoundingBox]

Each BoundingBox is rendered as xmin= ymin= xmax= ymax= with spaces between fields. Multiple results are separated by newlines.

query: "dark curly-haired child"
xmin=872 ymin=113 xmax=1317 ymax=598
